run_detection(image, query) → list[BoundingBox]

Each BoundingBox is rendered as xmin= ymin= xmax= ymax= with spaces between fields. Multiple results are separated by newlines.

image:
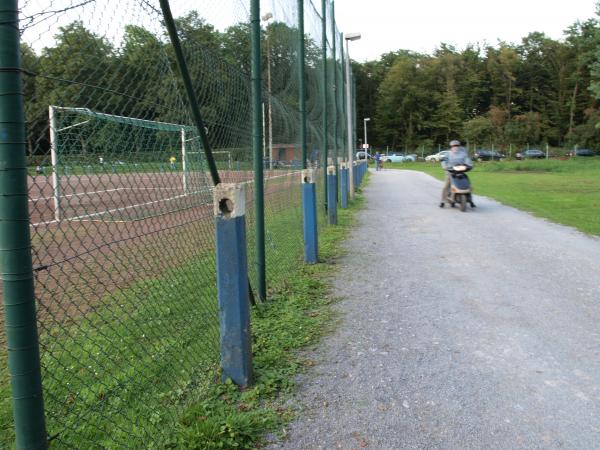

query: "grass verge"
xmin=171 ymin=191 xmax=364 ymax=449
xmin=1 ymin=185 xmax=364 ymax=448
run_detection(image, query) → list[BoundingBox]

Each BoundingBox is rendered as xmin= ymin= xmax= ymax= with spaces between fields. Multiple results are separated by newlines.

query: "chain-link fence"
xmin=0 ymin=0 xmax=355 ymax=447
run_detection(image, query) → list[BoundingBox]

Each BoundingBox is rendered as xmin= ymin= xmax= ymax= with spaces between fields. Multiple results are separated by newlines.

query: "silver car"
xmin=425 ymin=150 xmax=449 ymax=162
xmin=383 ymin=153 xmax=405 ymax=163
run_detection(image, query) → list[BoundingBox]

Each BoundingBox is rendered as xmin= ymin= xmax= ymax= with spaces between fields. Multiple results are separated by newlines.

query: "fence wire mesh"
xmin=0 ymin=0 xmax=350 ymax=446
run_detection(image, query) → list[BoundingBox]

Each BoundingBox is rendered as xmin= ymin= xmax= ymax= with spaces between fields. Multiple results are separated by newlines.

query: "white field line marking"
xmin=30 ymin=188 xmax=213 ymax=228
xmin=29 ymin=187 xmax=127 ymax=202
xmin=240 ymin=172 xmax=294 ymax=185
xmin=29 ymin=186 xmax=185 ymax=202
xmin=30 ymin=171 xmax=298 ymax=227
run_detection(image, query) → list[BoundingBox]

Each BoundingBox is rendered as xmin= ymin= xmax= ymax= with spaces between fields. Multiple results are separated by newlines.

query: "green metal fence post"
xmin=158 ymin=0 xmax=221 ymax=187
xmin=352 ymin=75 xmax=357 ymax=164
xmin=321 ymin=0 xmax=328 ymax=211
xmin=159 ymin=0 xmax=257 ymax=307
xmin=0 ymin=2 xmax=48 ymax=448
xmin=251 ymin=0 xmax=266 ymax=301
xmin=331 ymin=0 xmax=340 ymax=205
xmin=340 ymin=33 xmax=352 ymax=184
xmin=298 ymin=0 xmax=307 ymax=169
xmin=331 ymin=1 xmax=338 ymax=173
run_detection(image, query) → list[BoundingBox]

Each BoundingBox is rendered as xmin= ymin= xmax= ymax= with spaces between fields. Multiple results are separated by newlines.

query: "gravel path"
xmin=269 ymin=168 xmax=600 ymax=450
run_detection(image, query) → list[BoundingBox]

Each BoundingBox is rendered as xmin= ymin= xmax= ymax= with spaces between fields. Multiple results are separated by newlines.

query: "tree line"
xmin=20 ymin=12 xmax=325 ymax=158
xmin=353 ymin=10 xmax=600 ymax=152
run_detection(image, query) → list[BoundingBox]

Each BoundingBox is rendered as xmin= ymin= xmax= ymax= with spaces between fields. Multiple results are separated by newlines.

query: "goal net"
xmin=48 ymin=106 xmax=212 ymax=222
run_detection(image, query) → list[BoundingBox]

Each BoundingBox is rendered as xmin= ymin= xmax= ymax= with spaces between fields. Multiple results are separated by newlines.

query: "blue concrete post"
xmin=352 ymin=161 xmax=357 ymax=191
xmin=360 ymin=160 xmax=366 ymax=186
xmin=215 ymin=183 xmax=252 ymax=387
xmin=361 ymin=161 xmax=365 ymax=185
xmin=302 ymin=169 xmax=318 ymax=263
xmin=337 ymin=157 xmax=343 ymax=202
xmin=359 ymin=161 xmax=363 ymax=187
xmin=340 ymin=163 xmax=349 ymax=209
xmin=327 ymin=165 xmax=337 ymax=225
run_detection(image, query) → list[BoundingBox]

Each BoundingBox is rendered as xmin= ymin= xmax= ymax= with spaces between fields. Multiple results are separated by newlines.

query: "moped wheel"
xmin=459 ymin=195 xmax=467 ymax=212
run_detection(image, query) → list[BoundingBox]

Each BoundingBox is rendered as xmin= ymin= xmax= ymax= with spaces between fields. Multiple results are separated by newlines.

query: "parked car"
xmin=356 ymin=151 xmax=372 ymax=160
xmin=402 ymin=153 xmax=417 ymax=162
xmin=515 ymin=149 xmax=545 ymax=159
xmin=473 ymin=149 xmax=504 ymax=161
xmin=425 ymin=150 xmax=450 ymax=162
xmin=381 ymin=153 xmax=401 ymax=163
xmin=569 ymin=148 xmax=597 ymax=157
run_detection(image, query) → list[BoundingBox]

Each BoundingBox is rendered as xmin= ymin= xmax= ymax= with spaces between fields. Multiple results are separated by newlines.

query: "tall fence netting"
xmin=0 ymin=0 xmax=350 ymax=446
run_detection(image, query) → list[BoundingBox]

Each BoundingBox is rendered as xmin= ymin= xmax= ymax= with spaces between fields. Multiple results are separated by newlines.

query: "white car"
xmin=382 ymin=153 xmax=405 ymax=163
xmin=425 ymin=150 xmax=450 ymax=162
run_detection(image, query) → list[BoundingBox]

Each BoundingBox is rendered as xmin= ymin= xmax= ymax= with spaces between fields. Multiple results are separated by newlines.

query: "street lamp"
xmin=345 ymin=32 xmax=361 ymax=198
xmin=262 ymin=12 xmax=273 ymax=170
xmin=363 ymin=118 xmax=370 ymax=155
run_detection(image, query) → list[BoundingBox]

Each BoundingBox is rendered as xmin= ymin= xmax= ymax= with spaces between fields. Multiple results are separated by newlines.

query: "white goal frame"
xmin=49 ymin=106 xmax=194 ymax=221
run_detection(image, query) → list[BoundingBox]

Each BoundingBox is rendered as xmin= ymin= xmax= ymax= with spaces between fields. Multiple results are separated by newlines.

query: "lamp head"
xmin=345 ymin=32 xmax=361 ymax=41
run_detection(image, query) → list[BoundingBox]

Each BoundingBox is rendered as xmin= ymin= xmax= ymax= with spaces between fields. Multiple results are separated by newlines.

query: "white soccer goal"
xmin=48 ymin=106 xmax=201 ymax=221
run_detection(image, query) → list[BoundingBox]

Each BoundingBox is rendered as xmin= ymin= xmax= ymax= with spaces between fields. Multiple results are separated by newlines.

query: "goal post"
xmin=213 ymin=151 xmax=232 ymax=170
xmin=181 ymin=128 xmax=187 ymax=194
xmin=48 ymin=106 xmax=201 ymax=221
xmin=49 ymin=106 xmax=62 ymax=221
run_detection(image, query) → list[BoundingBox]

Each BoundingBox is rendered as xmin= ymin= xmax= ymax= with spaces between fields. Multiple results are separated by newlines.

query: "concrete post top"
xmin=214 ymin=183 xmax=246 ymax=218
xmin=353 ymin=161 xmax=358 ymax=166
xmin=327 ymin=165 xmax=336 ymax=175
xmin=340 ymin=162 xmax=347 ymax=169
xmin=301 ymin=168 xmax=315 ymax=184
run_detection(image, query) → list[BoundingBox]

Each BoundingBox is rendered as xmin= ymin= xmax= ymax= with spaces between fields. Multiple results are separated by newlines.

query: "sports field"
xmin=2 ymin=162 xmax=307 ymax=446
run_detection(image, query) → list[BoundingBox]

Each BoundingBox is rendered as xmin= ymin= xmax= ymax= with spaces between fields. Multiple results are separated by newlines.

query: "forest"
xmin=20 ymin=7 xmax=600 ymax=158
xmin=20 ymin=11 xmax=326 ymax=160
xmin=353 ymin=9 xmax=600 ymax=152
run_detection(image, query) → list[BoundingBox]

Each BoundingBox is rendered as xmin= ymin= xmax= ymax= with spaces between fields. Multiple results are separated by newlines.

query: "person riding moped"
xmin=439 ymin=139 xmax=475 ymax=208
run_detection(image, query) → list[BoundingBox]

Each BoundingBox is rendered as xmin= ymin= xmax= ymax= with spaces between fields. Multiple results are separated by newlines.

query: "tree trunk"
xmin=568 ymin=78 xmax=579 ymax=136
xmin=506 ymin=77 xmax=512 ymax=120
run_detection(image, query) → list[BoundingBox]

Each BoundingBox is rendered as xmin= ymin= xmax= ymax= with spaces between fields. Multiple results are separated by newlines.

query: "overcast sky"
xmin=334 ymin=0 xmax=599 ymax=62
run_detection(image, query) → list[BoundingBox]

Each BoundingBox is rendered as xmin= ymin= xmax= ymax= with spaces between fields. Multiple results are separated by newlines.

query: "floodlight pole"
xmin=298 ymin=0 xmax=307 ymax=168
xmin=262 ymin=13 xmax=274 ymax=171
xmin=364 ymin=117 xmax=370 ymax=152
xmin=344 ymin=33 xmax=360 ymax=198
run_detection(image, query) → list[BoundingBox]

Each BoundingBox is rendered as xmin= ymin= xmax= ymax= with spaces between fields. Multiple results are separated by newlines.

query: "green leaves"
xmin=356 ymin=16 xmax=600 ymax=149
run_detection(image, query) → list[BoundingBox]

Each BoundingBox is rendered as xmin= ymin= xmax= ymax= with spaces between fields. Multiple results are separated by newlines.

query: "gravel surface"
xmin=268 ymin=168 xmax=600 ymax=450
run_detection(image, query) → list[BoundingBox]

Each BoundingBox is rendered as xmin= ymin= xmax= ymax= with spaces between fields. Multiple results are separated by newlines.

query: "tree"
xmin=463 ymin=116 xmax=494 ymax=146
xmin=26 ymin=22 xmax=117 ymax=156
xmin=375 ymin=55 xmax=435 ymax=150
